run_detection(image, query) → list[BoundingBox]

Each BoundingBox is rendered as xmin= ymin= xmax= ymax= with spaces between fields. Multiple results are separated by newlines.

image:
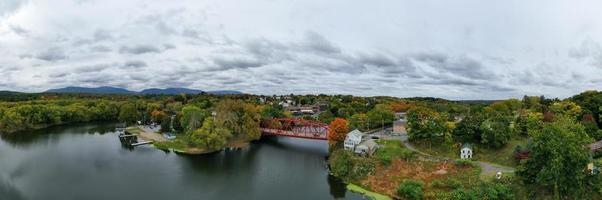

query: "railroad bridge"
xmin=260 ymin=118 xmax=329 ymax=140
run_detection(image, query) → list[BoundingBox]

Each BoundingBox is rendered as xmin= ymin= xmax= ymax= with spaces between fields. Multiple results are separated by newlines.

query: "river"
xmin=0 ymin=123 xmax=364 ymax=200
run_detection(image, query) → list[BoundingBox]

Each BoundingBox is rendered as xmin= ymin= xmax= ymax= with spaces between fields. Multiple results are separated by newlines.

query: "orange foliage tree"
xmin=389 ymin=101 xmax=413 ymax=112
xmin=328 ymin=118 xmax=349 ymax=146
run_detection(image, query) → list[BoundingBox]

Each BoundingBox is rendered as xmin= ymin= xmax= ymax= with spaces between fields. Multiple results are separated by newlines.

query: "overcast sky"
xmin=0 ymin=0 xmax=601 ymax=99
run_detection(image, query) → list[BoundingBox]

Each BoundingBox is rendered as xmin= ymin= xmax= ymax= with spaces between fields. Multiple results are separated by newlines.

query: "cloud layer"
xmin=0 ymin=0 xmax=601 ymax=99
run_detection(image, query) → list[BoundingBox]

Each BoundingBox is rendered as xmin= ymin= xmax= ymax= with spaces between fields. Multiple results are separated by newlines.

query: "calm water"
xmin=0 ymin=123 xmax=364 ymax=200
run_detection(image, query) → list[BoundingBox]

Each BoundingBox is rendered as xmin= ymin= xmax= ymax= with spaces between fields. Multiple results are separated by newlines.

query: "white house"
xmin=460 ymin=143 xmax=473 ymax=159
xmin=344 ymin=129 xmax=364 ymax=151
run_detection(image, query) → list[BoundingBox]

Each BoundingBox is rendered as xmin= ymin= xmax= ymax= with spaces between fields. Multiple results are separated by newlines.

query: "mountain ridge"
xmin=44 ymin=86 xmax=242 ymax=95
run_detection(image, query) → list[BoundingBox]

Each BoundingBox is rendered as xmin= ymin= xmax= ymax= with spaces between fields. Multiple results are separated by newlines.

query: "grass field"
xmin=410 ymin=137 xmax=529 ymax=167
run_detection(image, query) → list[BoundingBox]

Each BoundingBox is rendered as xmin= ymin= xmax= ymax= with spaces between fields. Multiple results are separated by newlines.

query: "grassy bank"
xmin=347 ymin=184 xmax=392 ymax=200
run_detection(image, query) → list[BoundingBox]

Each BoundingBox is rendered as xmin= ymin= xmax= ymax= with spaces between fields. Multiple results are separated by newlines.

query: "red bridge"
xmin=261 ymin=118 xmax=329 ymax=140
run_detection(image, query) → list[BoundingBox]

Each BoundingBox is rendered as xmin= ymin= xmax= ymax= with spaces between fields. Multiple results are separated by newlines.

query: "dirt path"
xmin=399 ymin=135 xmax=515 ymax=178
xmin=137 ymin=126 xmax=167 ymax=142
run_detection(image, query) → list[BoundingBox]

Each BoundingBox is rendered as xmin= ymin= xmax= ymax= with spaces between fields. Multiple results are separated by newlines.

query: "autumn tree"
xmin=328 ymin=118 xmax=349 ymax=146
xmin=513 ymin=109 xmax=543 ymax=136
xmin=407 ymin=106 xmax=446 ymax=146
xmin=550 ymin=101 xmax=582 ymax=119
xmin=150 ymin=110 xmax=165 ymax=124
xmin=215 ymin=99 xmax=261 ymax=140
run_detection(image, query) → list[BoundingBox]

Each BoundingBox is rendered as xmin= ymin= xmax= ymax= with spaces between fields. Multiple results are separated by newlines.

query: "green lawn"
xmin=347 ymin=184 xmax=392 ymax=200
xmin=410 ymin=137 xmax=529 ymax=167
xmin=125 ymin=126 xmax=143 ymax=135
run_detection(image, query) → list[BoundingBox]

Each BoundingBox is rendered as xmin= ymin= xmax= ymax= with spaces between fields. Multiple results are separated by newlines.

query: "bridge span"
xmin=260 ymin=118 xmax=329 ymax=140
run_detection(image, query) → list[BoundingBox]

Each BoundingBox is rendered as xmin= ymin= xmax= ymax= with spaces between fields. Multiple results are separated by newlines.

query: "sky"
xmin=0 ymin=0 xmax=601 ymax=100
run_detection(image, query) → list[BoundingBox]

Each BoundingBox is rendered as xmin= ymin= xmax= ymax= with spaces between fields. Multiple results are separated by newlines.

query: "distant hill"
xmin=44 ymin=86 xmax=242 ymax=95
xmin=206 ymin=90 xmax=243 ymax=95
xmin=140 ymin=88 xmax=205 ymax=95
xmin=45 ymin=86 xmax=133 ymax=94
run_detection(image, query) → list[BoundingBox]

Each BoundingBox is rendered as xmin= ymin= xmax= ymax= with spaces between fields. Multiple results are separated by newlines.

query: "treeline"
xmin=0 ymin=100 xmax=122 ymax=133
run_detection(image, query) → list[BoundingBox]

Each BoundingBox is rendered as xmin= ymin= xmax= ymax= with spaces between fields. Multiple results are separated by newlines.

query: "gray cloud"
xmin=119 ymin=45 xmax=161 ymax=54
xmin=1 ymin=0 xmax=601 ymax=99
xmin=35 ymin=48 xmax=68 ymax=61
xmin=123 ymin=60 xmax=147 ymax=68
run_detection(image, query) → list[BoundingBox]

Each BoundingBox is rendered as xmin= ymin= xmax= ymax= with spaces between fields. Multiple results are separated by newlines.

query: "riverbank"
xmin=347 ymin=184 xmax=392 ymax=200
xmin=124 ymin=126 xmax=252 ymax=155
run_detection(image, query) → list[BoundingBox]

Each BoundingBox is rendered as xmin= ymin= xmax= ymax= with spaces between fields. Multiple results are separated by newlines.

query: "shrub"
xmin=454 ymin=159 xmax=473 ymax=167
xmin=449 ymin=183 xmax=514 ymax=200
xmin=329 ymin=149 xmax=376 ymax=181
xmin=400 ymin=148 xmax=417 ymax=161
xmin=445 ymin=178 xmax=463 ymax=189
xmin=397 ymin=180 xmax=424 ymax=200
xmin=430 ymin=180 xmax=445 ymax=188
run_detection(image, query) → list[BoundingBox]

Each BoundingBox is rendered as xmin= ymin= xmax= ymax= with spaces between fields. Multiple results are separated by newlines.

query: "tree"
xmin=452 ymin=112 xmax=485 ymax=142
xmin=150 ymin=110 xmax=165 ymax=124
xmin=118 ymin=103 xmax=139 ymax=125
xmin=336 ymin=106 xmax=355 ymax=119
xmin=328 ymin=118 xmax=349 ymax=146
xmin=407 ymin=106 xmax=446 ymax=144
xmin=513 ymin=109 xmax=543 ymax=136
xmin=366 ymin=104 xmax=395 ymax=129
xmin=190 ymin=118 xmax=231 ymax=150
xmin=550 ymin=101 xmax=582 ymax=119
xmin=181 ymin=105 xmax=207 ymax=133
xmin=517 ymin=115 xmax=593 ymax=198
xmin=260 ymin=104 xmax=285 ymax=119
xmin=215 ymin=100 xmax=261 ymax=140
xmin=349 ymin=113 xmax=367 ymax=131
xmin=479 ymin=115 xmax=511 ymax=148
xmin=160 ymin=115 xmax=172 ymax=133
xmin=318 ymin=110 xmax=335 ymax=124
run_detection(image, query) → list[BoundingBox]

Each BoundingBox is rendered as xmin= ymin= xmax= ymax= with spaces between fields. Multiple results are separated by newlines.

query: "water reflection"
xmin=0 ymin=123 xmax=362 ymax=200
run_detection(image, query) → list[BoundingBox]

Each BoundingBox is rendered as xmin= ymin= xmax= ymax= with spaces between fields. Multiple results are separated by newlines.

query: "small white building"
xmin=460 ymin=143 xmax=473 ymax=159
xmin=344 ymin=129 xmax=364 ymax=151
xmin=355 ymin=139 xmax=379 ymax=156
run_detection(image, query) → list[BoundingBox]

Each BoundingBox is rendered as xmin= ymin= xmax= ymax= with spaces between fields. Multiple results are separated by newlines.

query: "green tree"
xmin=513 ymin=109 xmax=543 ymax=136
xmin=160 ymin=115 xmax=172 ymax=133
xmin=349 ymin=113 xmax=367 ymax=131
xmin=479 ymin=115 xmax=511 ymax=148
xmin=181 ymin=105 xmax=207 ymax=133
xmin=215 ymin=100 xmax=261 ymax=140
xmin=118 ymin=103 xmax=139 ymax=124
xmin=190 ymin=118 xmax=231 ymax=150
xmin=452 ymin=112 xmax=485 ymax=142
xmin=318 ymin=110 xmax=335 ymax=124
xmin=366 ymin=104 xmax=395 ymax=129
xmin=517 ymin=115 xmax=593 ymax=198
xmin=550 ymin=101 xmax=582 ymax=119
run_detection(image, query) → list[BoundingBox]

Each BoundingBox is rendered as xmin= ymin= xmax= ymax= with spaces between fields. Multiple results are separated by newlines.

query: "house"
xmin=344 ymin=129 xmax=364 ymax=151
xmin=393 ymin=119 xmax=407 ymax=134
xmin=355 ymin=139 xmax=379 ymax=156
xmin=460 ymin=143 xmax=473 ymax=159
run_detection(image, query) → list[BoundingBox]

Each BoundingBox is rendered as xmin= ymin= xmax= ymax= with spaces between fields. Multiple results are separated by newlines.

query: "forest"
xmin=1 ymin=90 xmax=602 ymax=199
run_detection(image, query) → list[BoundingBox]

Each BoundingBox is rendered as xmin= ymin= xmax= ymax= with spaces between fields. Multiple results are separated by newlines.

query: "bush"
xmin=445 ymin=178 xmax=463 ymax=189
xmin=430 ymin=180 xmax=445 ymax=188
xmin=449 ymin=183 xmax=514 ymax=200
xmin=400 ymin=148 xmax=417 ymax=161
xmin=454 ymin=159 xmax=473 ymax=167
xmin=329 ymin=149 xmax=376 ymax=181
xmin=397 ymin=180 xmax=424 ymax=200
